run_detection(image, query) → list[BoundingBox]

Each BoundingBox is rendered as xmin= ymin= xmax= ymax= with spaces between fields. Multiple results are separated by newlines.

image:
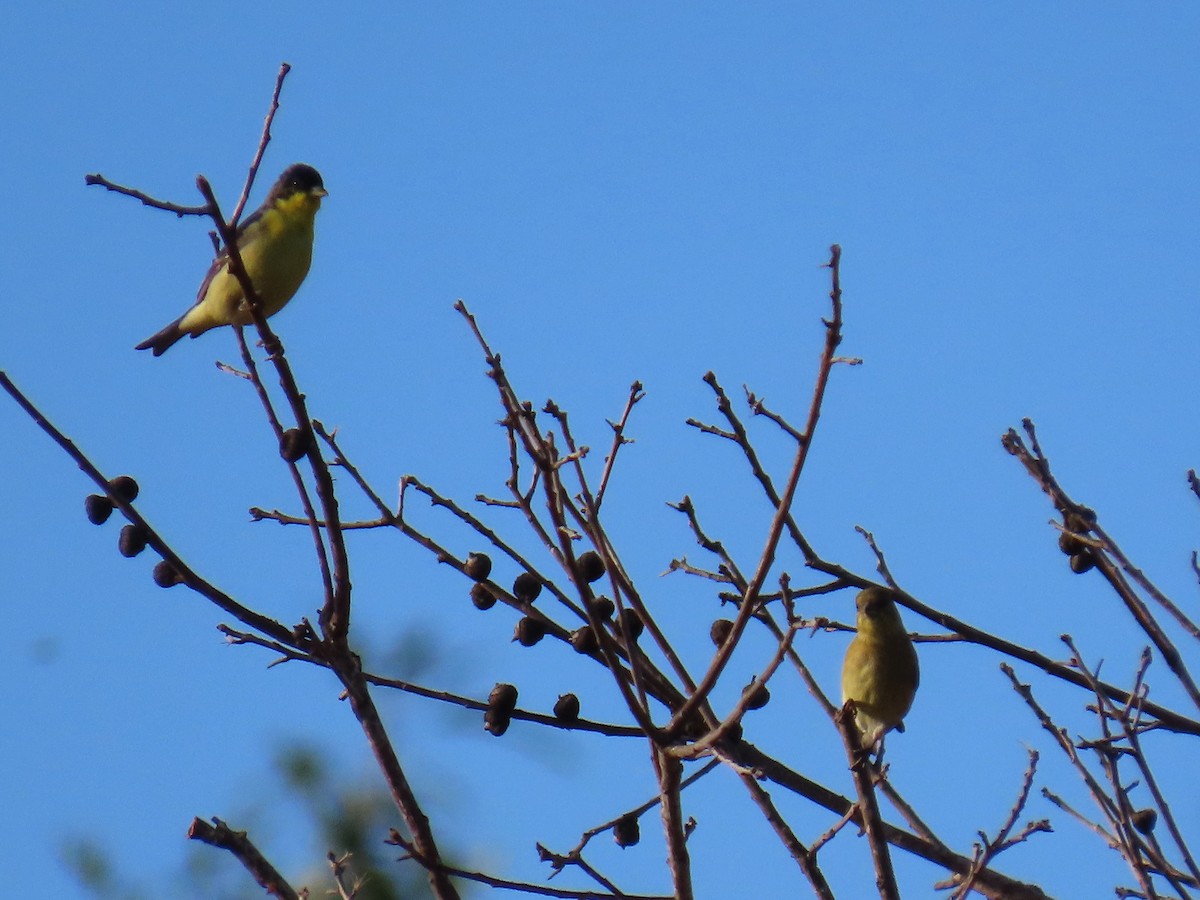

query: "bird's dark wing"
xmin=192 ymin=209 xmax=260 ymax=303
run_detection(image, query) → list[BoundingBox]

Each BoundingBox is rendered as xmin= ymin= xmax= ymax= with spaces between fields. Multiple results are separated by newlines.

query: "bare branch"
xmin=946 ymin=749 xmax=1051 ymax=899
xmin=393 ymin=827 xmax=670 ymax=900
xmin=594 ymin=381 xmax=646 ymax=512
xmin=229 ymin=62 xmax=292 ymax=225
xmin=188 ymin=817 xmax=300 ymax=900
xmin=668 ymin=245 xmax=847 ymax=738
xmin=0 ymin=372 xmax=299 ymax=647
xmin=834 ymin=706 xmax=900 ymax=900
xmin=1002 ymin=421 xmax=1200 ymax=712
xmin=82 ymin=172 xmax=211 ymax=216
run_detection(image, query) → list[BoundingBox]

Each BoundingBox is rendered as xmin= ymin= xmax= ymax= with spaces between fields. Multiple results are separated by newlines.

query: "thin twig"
xmin=0 ymin=372 xmax=299 ymax=647
xmin=735 ymin=742 xmax=1052 ymax=900
xmin=396 ymin=826 xmax=669 ymax=899
xmin=192 ymin=175 xmax=353 ymax=641
xmin=540 ymin=759 xmax=719 ymax=891
xmin=834 ymin=707 xmax=900 ymax=900
xmin=594 ymin=381 xmax=645 ymax=512
xmin=188 ymin=817 xmax=300 ymax=900
xmin=947 ymin=749 xmax=1051 ymax=899
xmin=669 ymin=245 xmax=847 ymax=738
xmin=674 ymin=619 xmax=800 ymax=759
xmin=230 ymin=62 xmax=291 ymax=226
xmin=1003 ymin=421 xmax=1200 ymax=712
xmin=83 ymin=173 xmax=211 ymax=217
xmin=218 ymin=624 xmax=644 ymax=737
xmin=741 ymin=775 xmax=835 ymax=899
xmin=234 ymin=326 xmax=335 ymax=612
xmin=654 ymin=751 xmax=693 ymax=900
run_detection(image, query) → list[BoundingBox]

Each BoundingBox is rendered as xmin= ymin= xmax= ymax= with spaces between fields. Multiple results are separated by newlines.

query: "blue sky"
xmin=3 ymin=5 xmax=1199 ymax=898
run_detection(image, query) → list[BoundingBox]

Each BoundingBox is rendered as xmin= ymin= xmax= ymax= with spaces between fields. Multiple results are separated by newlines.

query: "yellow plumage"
xmin=136 ymin=163 xmax=327 ymax=356
xmin=841 ymin=586 xmax=920 ymax=746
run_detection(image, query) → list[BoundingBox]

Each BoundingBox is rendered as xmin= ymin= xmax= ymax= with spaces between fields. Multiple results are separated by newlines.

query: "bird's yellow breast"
xmin=843 ymin=633 xmax=918 ymax=710
xmin=841 ymin=624 xmax=920 ymax=743
xmin=180 ymin=192 xmax=321 ymax=335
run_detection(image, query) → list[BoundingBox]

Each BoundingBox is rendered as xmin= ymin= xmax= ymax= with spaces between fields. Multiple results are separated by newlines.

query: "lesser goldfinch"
xmin=136 ymin=163 xmax=327 ymax=356
xmin=841 ymin=586 xmax=920 ymax=747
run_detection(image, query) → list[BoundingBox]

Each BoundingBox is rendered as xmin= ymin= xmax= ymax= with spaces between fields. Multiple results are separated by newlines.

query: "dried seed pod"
xmin=483 ymin=708 xmax=512 ymax=736
xmin=488 ymin=682 xmax=519 ymax=713
xmin=1058 ymin=531 xmax=1086 ymax=556
xmin=680 ymin=709 xmax=709 ymax=739
xmin=553 ymin=693 xmax=580 ymax=722
xmin=1131 ymin=808 xmax=1158 ymax=835
xmin=85 ymin=494 xmax=114 ymax=525
xmin=616 ymin=608 xmax=643 ymax=641
xmin=612 ymin=813 xmax=640 ymax=848
xmin=588 ymin=596 xmax=615 ymax=619
xmin=742 ymin=679 xmax=770 ymax=710
xmin=464 ymin=552 xmax=492 ymax=582
xmin=1064 ymin=511 xmax=1093 ymax=531
xmin=513 ymin=616 xmax=547 ymax=646
xmin=118 ymin=524 xmax=149 ymax=558
xmin=1069 ymin=551 xmax=1095 ymax=574
xmin=710 ymin=619 xmax=735 ymax=647
xmin=570 ymin=625 xmax=598 ymax=655
xmin=578 ymin=551 xmax=606 ymax=583
xmin=152 ymin=560 xmax=181 ymax=588
xmin=470 ymin=583 xmax=497 ymax=610
xmin=513 ymin=571 xmax=543 ymax=603
xmin=107 ymin=475 xmax=140 ymax=503
xmin=278 ymin=428 xmax=310 ymax=463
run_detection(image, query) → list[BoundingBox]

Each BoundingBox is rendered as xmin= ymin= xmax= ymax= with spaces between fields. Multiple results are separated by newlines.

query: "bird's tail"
xmin=135 ymin=316 xmax=186 ymax=357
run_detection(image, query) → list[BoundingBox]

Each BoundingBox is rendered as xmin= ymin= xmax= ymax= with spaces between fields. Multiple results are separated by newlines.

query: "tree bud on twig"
xmin=570 ymin=625 xmax=597 ymax=654
xmin=1131 ymin=808 xmax=1158 ymax=835
xmin=484 ymin=683 xmax=518 ymax=736
xmin=85 ymin=494 xmax=113 ymax=525
xmin=613 ymin=813 xmax=640 ymax=848
xmin=484 ymin=708 xmax=511 ymax=736
xmin=118 ymin=524 xmax=148 ymax=558
xmin=107 ymin=475 xmax=139 ymax=503
xmin=553 ymin=693 xmax=580 ymax=722
xmin=1069 ymin=551 xmax=1095 ymax=574
xmin=488 ymin=682 xmax=519 ymax=713
xmin=514 ymin=616 xmax=546 ymax=646
xmin=588 ymin=596 xmax=615 ymax=619
xmin=742 ymin=679 xmax=770 ymax=710
xmin=513 ymin=571 xmax=542 ymax=603
xmin=710 ymin=619 xmax=735 ymax=647
xmin=578 ymin=550 xmax=606 ymax=583
xmin=616 ymin=608 xmax=643 ymax=641
xmin=278 ymin=428 xmax=310 ymax=463
xmin=464 ymin=552 xmax=492 ymax=582
xmin=152 ymin=560 xmax=181 ymax=588
xmin=470 ymin=583 xmax=497 ymax=610
xmin=1057 ymin=530 xmax=1085 ymax=556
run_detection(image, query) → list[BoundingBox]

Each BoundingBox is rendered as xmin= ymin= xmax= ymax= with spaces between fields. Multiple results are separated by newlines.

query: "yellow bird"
xmin=136 ymin=163 xmax=327 ymax=356
xmin=841 ymin=586 xmax=920 ymax=747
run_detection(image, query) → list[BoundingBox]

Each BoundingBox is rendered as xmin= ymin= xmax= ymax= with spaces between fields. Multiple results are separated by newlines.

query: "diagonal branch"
xmin=667 ymin=245 xmax=847 ymax=739
xmin=1003 ymin=421 xmax=1200 ymax=713
xmin=1 ymin=372 xmax=298 ymax=647
xmin=229 ymin=62 xmax=291 ymax=226
xmin=188 ymin=817 xmax=300 ymax=900
xmin=192 ymin=176 xmax=353 ymax=642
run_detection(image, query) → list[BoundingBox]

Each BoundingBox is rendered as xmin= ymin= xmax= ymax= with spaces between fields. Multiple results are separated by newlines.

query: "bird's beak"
xmin=313 ymin=187 xmax=329 ymax=198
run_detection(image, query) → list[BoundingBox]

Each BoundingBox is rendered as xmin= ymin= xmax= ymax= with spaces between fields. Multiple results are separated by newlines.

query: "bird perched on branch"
xmin=136 ymin=163 xmax=327 ymax=356
xmin=841 ymin=586 xmax=920 ymax=747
